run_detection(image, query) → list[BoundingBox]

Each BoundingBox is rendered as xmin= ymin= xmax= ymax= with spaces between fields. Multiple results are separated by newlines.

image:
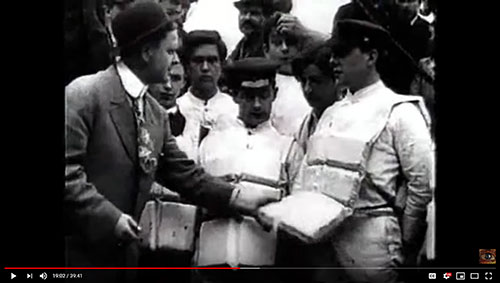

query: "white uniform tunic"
xmin=175 ymin=89 xmax=238 ymax=161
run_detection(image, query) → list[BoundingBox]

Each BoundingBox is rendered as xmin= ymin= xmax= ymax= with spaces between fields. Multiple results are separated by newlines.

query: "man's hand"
xmin=401 ymin=214 xmax=428 ymax=266
xmin=276 ymin=13 xmax=308 ymax=39
xmin=229 ymin=184 xmax=281 ymax=216
xmin=114 ymin=213 xmax=141 ymax=244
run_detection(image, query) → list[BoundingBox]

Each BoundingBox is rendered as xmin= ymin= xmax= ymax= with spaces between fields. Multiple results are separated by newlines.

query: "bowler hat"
xmin=112 ymin=2 xmax=172 ymax=48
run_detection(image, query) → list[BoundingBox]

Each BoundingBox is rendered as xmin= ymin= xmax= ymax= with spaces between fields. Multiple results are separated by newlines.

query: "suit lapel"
xmin=108 ymin=67 xmax=138 ymax=164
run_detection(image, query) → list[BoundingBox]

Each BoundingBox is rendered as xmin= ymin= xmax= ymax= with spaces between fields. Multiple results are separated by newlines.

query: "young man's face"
xmin=332 ymin=47 xmax=372 ymax=90
xmin=238 ymin=6 xmax=266 ymax=36
xmin=149 ymin=63 xmax=185 ymax=109
xmin=299 ymin=64 xmax=338 ymax=111
xmin=160 ymin=0 xmax=184 ymax=25
xmin=266 ymin=30 xmax=299 ymax=64
xmin=236 ymin=86 xmax=276 ymax=128
xmin=187 ymin=44 xmax=222 ymax=94
xmin=146 ymin=29 xmax=179 ymax=84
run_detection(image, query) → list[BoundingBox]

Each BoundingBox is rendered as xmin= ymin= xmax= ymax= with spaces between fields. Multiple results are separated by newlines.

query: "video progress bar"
xmin=240 ymin=267 xmax=497 ymax=270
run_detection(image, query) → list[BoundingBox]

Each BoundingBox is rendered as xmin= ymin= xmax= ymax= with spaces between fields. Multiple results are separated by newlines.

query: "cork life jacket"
xmin=302 ymin=84 xmax=430 ymax=218
xmin=195 ymin=120 xmax=294 ymax=267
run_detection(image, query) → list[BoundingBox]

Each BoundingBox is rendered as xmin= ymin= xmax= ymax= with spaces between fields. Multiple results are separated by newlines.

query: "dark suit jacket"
xmin=65 ymin=66 xmax=235 ymax=278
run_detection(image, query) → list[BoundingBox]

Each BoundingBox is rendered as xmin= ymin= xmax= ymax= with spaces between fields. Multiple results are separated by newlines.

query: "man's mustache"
xmin=242 ymin=20 xmax=257 ymax=28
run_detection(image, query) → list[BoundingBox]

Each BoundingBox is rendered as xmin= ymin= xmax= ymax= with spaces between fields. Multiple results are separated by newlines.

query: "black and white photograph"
xmin=62 ymin=0 xmax=438 ymax=282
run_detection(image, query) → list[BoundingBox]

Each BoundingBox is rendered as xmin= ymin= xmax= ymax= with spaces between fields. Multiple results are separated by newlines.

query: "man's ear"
xmin=263 ymin=43 xmax=270 ymax=58
xmin=366 ymin=48 xmax=379 ymax=68
xmin=141 ymin=44 xmax=154 ymax=64
xmin=272 ymin=85 xmax=278 ymax=101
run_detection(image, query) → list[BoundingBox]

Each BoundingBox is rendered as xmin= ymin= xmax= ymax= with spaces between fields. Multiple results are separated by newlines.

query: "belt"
xmin=220 ymin=173 xmax=286 ymax=189
xmin=307 ymin=158 xmax=363 ymax=172
xmin=353 ymin=206 xmax=395 ymax=217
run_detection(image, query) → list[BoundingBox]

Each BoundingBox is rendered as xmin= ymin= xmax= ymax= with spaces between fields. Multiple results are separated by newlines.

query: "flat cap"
xmin=224 ymin=57 xmax=280 ymax=89
xmin=329 ymin=19 xmax=391 ymax=57
xmin=112 ymin=1 xmax=172 ymax=48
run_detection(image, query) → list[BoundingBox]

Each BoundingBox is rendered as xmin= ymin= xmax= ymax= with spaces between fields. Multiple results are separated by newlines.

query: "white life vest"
xmin=195 ymin=120 xmax=294 ymax=267
xmin=300 ymin=87 xmax=430 ymax=213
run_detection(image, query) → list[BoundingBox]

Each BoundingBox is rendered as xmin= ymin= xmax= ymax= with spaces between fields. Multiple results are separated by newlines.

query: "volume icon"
xmin=40 ymin=273 xmax=47 ymax=280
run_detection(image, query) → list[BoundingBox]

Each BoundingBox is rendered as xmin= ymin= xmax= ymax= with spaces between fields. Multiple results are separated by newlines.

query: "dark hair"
xmin=160 ymin=0 xmax=182 ymax=4
xmin=120 ymin=20 xmax=177 ymax=58
xmin=292 ymin=43 xmax=334 ymax=79
xmin=272 ymin=0 xmax=293 ymax=14
xmin=180 ymin=30 xmax=228 ymax=63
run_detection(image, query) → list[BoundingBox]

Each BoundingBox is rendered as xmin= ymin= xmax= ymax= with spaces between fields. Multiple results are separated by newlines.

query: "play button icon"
xmin=11 ymin=273 xmax=16 ymax=279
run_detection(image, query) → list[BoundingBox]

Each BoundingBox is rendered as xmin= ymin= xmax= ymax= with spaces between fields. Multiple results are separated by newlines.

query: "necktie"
xmin=132 ymin=96 xmax=157 ymax=174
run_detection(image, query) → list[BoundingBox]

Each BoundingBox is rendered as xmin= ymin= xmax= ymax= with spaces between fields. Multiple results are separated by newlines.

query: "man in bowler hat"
xmin=65 ymin=2 xmax=279 ymax=282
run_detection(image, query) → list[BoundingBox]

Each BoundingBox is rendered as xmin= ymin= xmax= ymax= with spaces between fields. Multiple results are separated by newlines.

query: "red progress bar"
xmin=5 ymin=267 xmax=240 ymax=270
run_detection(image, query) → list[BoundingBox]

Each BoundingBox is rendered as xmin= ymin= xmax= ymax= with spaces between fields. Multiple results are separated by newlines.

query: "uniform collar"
xmin=347 ymin=80 xmax=384 ymax=103
xmin=236 ymin=118 xmax=273 ymax=134
xmin=116 ymin=60 xmax=148 ymax=99
xmin=185 ymin=88 xmax=225 ymax=106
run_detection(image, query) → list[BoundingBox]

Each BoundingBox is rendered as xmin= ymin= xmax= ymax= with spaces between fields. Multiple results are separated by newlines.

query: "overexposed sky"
xmin=184 ymin=0 xmax=350 ymax=55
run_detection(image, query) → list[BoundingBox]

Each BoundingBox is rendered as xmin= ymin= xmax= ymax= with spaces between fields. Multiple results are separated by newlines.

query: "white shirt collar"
xmin=116 ymin=60 xmax=148 ymax=99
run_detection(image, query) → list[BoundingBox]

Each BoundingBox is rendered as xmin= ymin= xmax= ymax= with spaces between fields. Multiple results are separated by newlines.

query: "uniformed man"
xmin=293 ymin=20 xmax=433 ymax=283
xmin=257 ymin=42 xmax=344 ymax=283
xmin=290 ymin=42 xmax=345 ymax=176
xmin=333 ymin=0 xmax=432 ymax=94
xmin=194 ymin=57 xmax=302 ymax=283
xmin=262 ymin=13 xmax=311 ymax=137
xmin=175 ymin=30 xmax=239 ymax=161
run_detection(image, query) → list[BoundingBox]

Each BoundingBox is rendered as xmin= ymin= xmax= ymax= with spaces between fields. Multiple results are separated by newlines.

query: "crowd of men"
xmin=64 ymin=1 xmax=436 ymax=283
